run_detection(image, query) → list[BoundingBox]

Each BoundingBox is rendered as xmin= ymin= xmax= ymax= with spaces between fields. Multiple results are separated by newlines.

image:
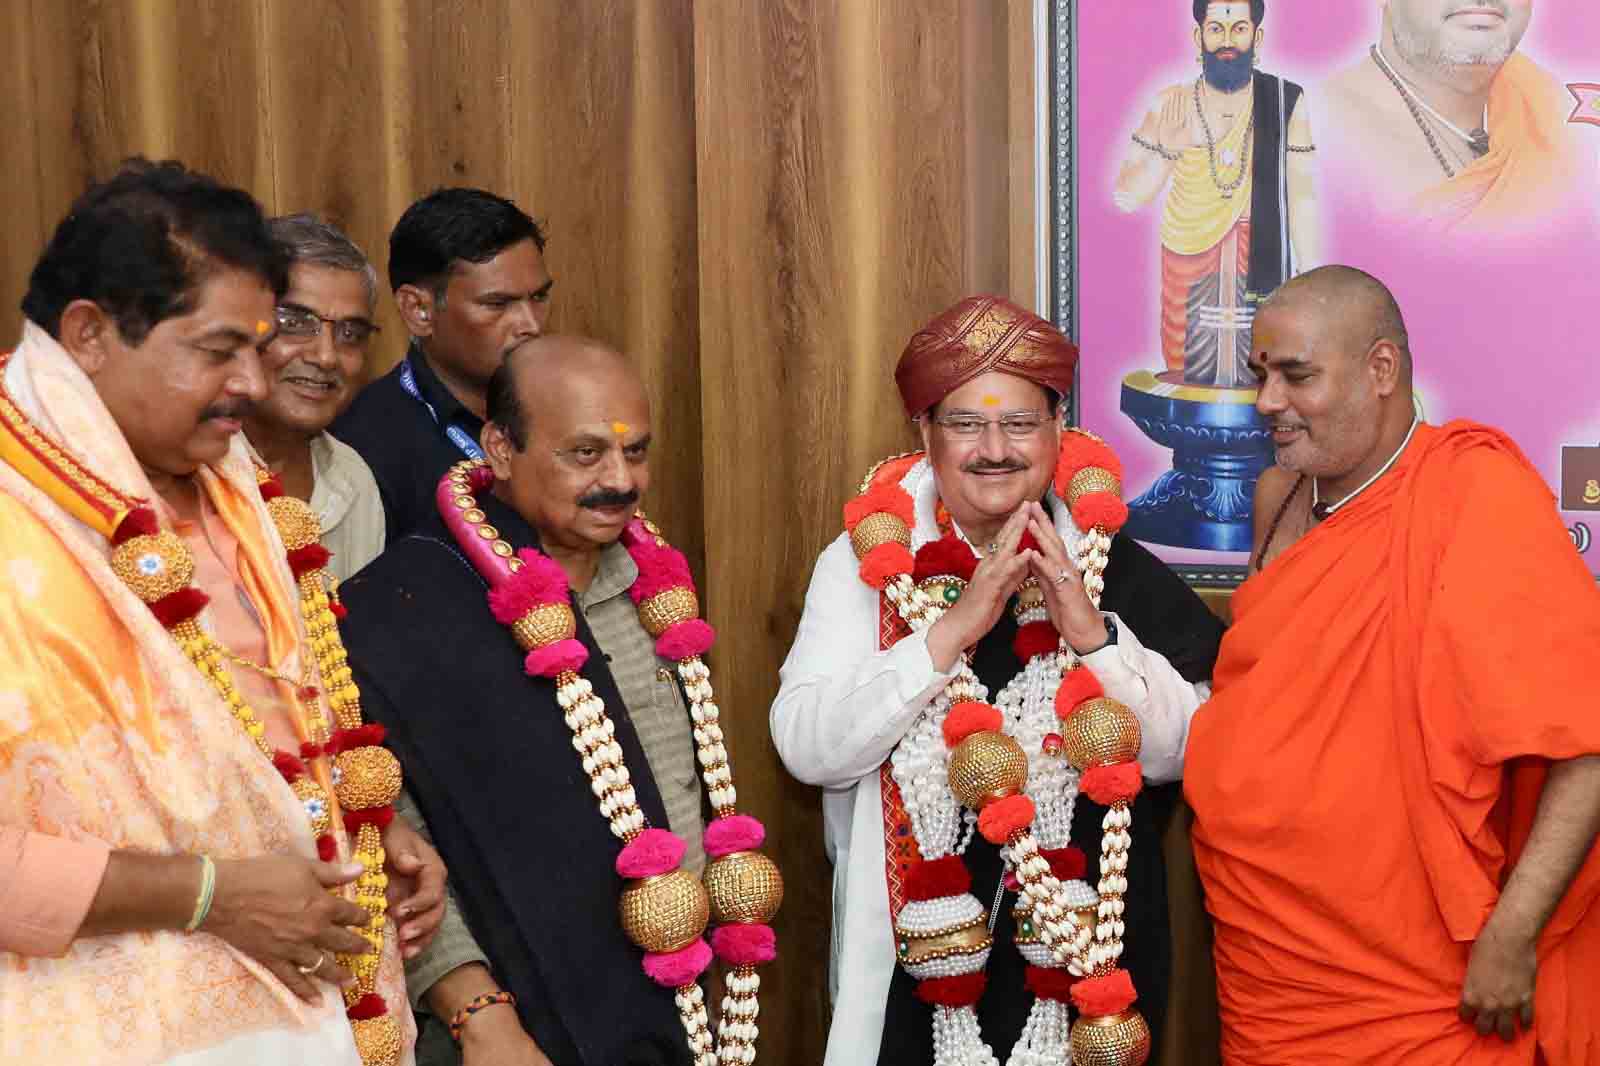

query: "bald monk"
xmin=340 ymin=338 xmax=705 ymax=1065
xmin=1321 ymin=1 xmax=1586 ymax=232
xmin=1185 ymin=265 xmax=1600 ymax=1064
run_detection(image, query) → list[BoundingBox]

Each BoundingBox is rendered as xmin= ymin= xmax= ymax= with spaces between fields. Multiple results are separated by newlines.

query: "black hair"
xmin=1193 ymin=0 xmax=1265 ymax=25
xmin=387 ymin=187 xmax=545 ymax=298
xmin=22 ymin=157 xmax=288 ymax=345
xmin=485 ymin=352 xmax=529 ymax=451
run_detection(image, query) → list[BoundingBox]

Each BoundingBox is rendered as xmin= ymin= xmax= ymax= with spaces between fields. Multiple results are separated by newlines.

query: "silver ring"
xmin=1054 ymin=569 xmax=1071 ymax=585
xmin=296 ymin=953 xmax=327 ymax=976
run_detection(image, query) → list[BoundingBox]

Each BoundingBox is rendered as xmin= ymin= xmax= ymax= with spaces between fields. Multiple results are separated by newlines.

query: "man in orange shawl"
xmin=0 ymin=161 xmax=434 ymax=1065
xmin=1186 ymin=265 xmax=1600 ymax=1064
xmin=1322 ymin=0 xmax=1588 ymax=234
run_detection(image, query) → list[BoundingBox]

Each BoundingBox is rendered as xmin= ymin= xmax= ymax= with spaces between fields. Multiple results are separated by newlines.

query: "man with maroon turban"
xmin=771 ymin=296 xmax=1224 ymax=1064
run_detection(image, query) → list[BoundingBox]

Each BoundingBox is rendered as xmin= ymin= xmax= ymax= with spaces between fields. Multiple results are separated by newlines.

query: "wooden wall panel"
xmin=505 ymin=0 xmax=704 ymax=575
xmin=693 ymin=2 xmax=1014 ymax=1059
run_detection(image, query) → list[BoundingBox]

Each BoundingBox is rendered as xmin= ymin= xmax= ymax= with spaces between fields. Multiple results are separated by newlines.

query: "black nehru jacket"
xmin=332 ymin=346 xmax=486 ymax=544
xmin=341 ymin=495 xmax=692 ymax=1066
xmin=878 ymin=534 xmax=1225 ymax=1063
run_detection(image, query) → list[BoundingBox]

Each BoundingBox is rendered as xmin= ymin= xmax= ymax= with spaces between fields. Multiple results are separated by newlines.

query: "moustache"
xmin=199 ymin=400 xmax=255 ymax=422
xmin=578 ymin=488 xmax=640 ymax=510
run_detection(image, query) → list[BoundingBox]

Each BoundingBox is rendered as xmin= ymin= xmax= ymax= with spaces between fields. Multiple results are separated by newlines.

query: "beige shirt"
xmin=311 ymin=432 xmax=385 ymax=583
xmin=579 ymin=543 xmax=706 ymax=875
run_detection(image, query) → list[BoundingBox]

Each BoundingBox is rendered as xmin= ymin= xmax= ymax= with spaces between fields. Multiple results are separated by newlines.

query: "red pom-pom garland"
xmin=1055 ymin=666 xmax=1104 ymax=718
xmin=1012 ymin=620 xmax=1058 ymax=664
xmin=904 ymin=855 xmax=972 ymax=902
xmin=1070 ymin=968 xmax=1138 ymax=1017
xmin=1081 ymin=761 xmax=1145 ymax=805
xmin=1025 ymin=964 xmax=1079 ymax=1002
xmin=942 ymin=701 xmax=1003 ymax=748
xmin=859 ymin=541 xmax=914 ymax=589
xmin=977 ymin=793 xmax=1037 ymax=844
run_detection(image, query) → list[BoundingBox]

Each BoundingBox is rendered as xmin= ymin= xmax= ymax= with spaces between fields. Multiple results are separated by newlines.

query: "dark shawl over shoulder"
xmin=340 ymin=499 xmax=690 ymax=1066
xmin=880 ymin=532 xmax=1224 ymax=1061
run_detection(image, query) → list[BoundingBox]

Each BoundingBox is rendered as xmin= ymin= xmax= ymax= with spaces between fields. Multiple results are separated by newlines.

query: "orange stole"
xmin=1186 ymin=421 xmax=1600 ymax=1065
xmin=1416 ymin=54 xmax=1585 ymax=231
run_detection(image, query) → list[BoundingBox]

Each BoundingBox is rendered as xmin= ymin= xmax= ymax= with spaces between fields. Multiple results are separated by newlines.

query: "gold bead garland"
xmin=442 ymin=458 xmax=779 ymax=1066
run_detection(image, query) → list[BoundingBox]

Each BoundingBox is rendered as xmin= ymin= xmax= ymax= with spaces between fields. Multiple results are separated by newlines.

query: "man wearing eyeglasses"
xmin=771 ymin=295 xmax=1224 ymax=1063
xmin=243 ymin=214 xmax=388 ymax=582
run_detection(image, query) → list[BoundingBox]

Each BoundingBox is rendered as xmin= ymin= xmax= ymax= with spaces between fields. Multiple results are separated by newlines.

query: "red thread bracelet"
xmin=448 ymin=991 xmax=517 ymax=1043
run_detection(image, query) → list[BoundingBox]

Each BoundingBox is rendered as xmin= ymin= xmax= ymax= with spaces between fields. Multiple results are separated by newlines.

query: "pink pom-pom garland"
xmin=705 ymin=814 xmax=767 ymax=858
xmin=488 ymin=550 xmax=571 ymax=622
xmin=656 ymin=619 xmax=715 ymax=660
xmin=711 ymin=923 xmax=777 ymax=966
xmin=642 ymin=938 xmax=714 ymax=988
xmin=621 ymin=522 xmax=697 ymax=603
xmin=523 ymin=639 xmax=589 ymax=678
xmin=615 ymin=828 xmax=686 ymax=878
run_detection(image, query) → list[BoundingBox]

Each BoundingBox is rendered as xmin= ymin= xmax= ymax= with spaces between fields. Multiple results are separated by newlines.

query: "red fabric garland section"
xmin=286 ymin=543 xmax=332 ymax=578
xmin=344 ymin=806 xmax=395 ymax=833
xmin=316 ymin=833 xmax=338 ymax=861
xmin=1040 ymin=846 xmax=1088 ymax=882
xmin=915 ymin=972 xmax=987 ymax=1008
xmin=1012 ymin=621 xmax=1058 ymax=664
xmin=346 ymin=992 xmax=386 ymax=1020
xmin=904 ymin=855 xmax=971 ymax=902
xmin=150 ymin=587 xmax=210 ymax=627
xmin=1025 ymin=964 xmax=1079 ymax=1002
xmin=912 ymin=535 xmax=977 ymax=584
xmin=326 ymin=724 xmax=386 ymax=755
xmin=111 ymin=507 xmax=159 ymax=546
xmin=257 ymin=477 xmax=285 ymax=501
xmin=272 ymin=750 xmax=306 ymax=783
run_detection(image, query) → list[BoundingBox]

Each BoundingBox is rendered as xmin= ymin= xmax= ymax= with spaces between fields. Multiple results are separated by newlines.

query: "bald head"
xmin=486 ymin=335 xmax=644 ymax=450
xmin=1259 ymin=265 xmax=1411 ymax=381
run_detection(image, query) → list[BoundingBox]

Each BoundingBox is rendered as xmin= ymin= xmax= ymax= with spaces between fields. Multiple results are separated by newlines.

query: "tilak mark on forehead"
xmin=611 ymin=421 xmax=630 ymax=436
xmin=255 ymin=320 xmax=271 ymax=335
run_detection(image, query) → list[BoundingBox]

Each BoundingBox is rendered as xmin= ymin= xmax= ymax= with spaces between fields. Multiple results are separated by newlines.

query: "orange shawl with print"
xmin=0 ymin=323 xmax=412 ymax=1065
xmin=1416 ymin=54 xmax=1587 ymax=232
xmin=1186 ymin=421 xmax=1600 ymax=1065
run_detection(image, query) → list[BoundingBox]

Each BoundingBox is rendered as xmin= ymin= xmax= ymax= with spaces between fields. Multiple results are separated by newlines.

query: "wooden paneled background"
xmin=0 ymin=3 xmax=1221 ymax=1063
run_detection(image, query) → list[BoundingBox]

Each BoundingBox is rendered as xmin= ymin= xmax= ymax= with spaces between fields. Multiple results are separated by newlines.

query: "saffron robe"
xmin=1415 ymin=55 xmax=1587 ymax=232
xmin=0 ymin=322 xmax=413 ymax=1065
xmin=1186 ymin=421 xmax=1600 ymax=1065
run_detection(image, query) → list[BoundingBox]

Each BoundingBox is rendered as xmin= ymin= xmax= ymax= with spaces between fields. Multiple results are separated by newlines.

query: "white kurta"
xmin=769 ymin=459 xmax=1209 ymax=1064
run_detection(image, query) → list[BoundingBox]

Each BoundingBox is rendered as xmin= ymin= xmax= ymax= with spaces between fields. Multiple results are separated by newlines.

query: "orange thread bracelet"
xmin=448 ymin=990 xmax=517 ymax=1043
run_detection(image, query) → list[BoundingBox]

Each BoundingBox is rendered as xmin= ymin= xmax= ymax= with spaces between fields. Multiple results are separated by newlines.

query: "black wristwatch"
xmin=1073 ymin=614 xmax=1117 ymax=656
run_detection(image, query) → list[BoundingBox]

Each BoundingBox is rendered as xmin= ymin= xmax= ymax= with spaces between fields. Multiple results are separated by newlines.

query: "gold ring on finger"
xmin=295 ymin=953 xmax=327 ymax=976
xmin=1054 ymin=569 xmax=1071 ymax=585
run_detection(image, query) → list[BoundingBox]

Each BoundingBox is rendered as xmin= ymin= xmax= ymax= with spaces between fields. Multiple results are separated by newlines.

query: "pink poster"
xmin=1072 ymin=0 xmax=1600 ymax=580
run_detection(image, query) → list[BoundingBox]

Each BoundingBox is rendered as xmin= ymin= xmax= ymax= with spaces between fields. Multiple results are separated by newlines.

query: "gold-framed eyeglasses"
xmin=926 ymin=411 xmax=1053 ymax=439
xmin=274 ymin=304 xmax=381 ymax=347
